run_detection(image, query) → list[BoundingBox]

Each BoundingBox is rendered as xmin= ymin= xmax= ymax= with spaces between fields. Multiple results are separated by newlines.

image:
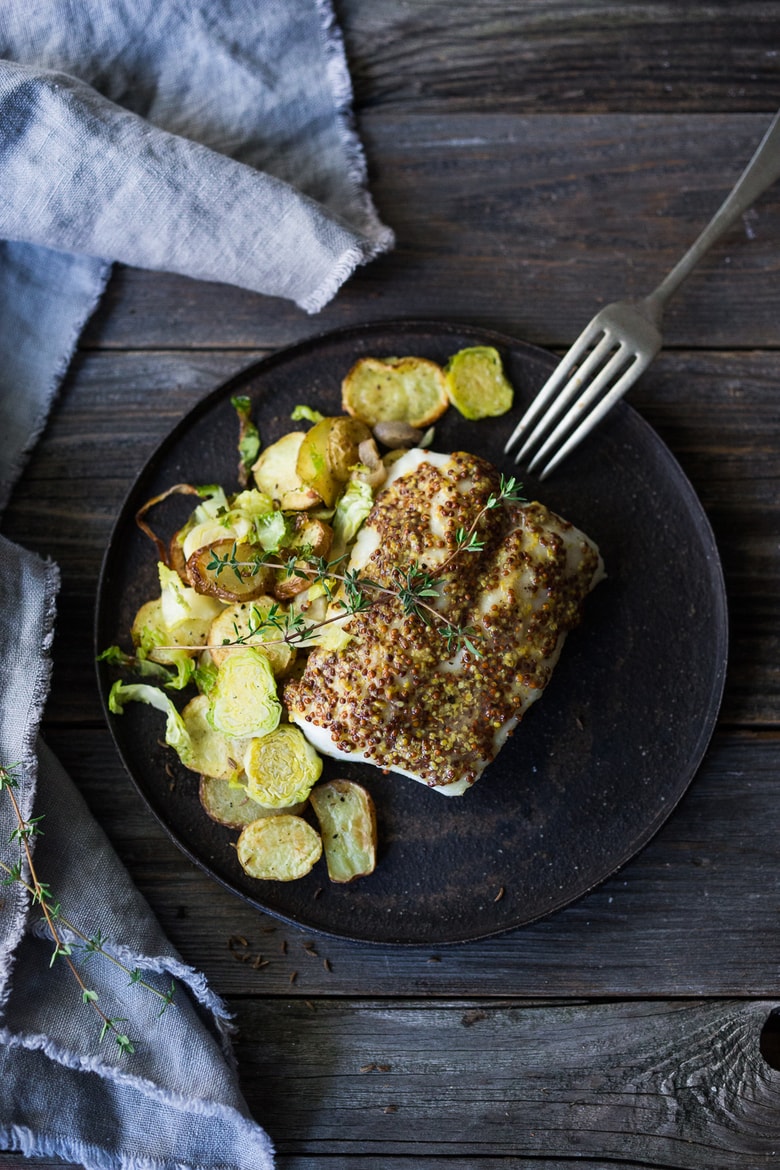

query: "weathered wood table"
xmin=4 ymin=3 xmax=780 ymax=1167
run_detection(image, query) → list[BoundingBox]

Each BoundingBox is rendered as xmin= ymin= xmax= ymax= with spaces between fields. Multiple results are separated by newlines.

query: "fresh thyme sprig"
xmin=151 ymin=473 xmax=526 ymax=659
xmin=0 ymin=762 xmax=176 ymax=1054
xmin=438 ymin=473 xmax=525 ymax=575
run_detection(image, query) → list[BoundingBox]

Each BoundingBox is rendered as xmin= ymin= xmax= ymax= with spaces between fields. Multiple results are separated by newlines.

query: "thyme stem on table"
xmin=0 ymin=762 xmax=176 ymax=1054
xmin=185 ymin=473 xmax=526 ymax=657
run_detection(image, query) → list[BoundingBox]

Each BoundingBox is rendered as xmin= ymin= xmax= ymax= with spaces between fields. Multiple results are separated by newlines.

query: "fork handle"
xmin=644 ymin=108 xmax=780 ymax=319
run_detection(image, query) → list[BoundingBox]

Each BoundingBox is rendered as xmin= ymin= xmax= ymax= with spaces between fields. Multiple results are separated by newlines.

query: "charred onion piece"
xmin=135 ymin=483 xmax=202 ymax=566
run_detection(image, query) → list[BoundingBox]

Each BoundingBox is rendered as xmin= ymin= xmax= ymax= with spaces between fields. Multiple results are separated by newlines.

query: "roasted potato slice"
xmin=251 ymin=431 xmax=321 ymax=509
xmin=296 ymin=416 xmax=372 ymax=506
xmin=236 ymin=814 xmax=322 ymax=881
xmin=444 ymin=346 xmax=514 ymax=420
xmin=207 ymin=598 xmax=296 ymax=676
xmin=186 ymin=539 xmax=274 ymax=602
xmin=342 ymin=356 xmax=449 ymax=428
xmin=326 ymin=417 xmax=373 ymax=479
xmin=274 ymin=572 xmax=316 ymax=602
xmin=274 ymin=515 xmax=334 ymax=600
xmin=309 ymin=779 xmax=377 ymax=883
xmin=290 ymin=515 xmax=334 ymax=559
xmin=199 ymin=775 xmax=306 ymax=829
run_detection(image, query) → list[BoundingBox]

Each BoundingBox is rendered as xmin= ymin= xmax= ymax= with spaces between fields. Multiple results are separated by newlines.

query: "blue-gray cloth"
xmin=0 ymin=2 xmax=393 ymax=1167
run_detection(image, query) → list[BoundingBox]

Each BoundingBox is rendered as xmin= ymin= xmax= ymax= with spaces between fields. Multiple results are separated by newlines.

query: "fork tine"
xmin=532 ymin=349 xmax=652 ymax=480
xmin=526 ymin=341 xmax=634 ymax=471
xmin=512 ymin=331 xmax=617 ymax=463
xmin=503 ymin=319 xmax=607 ymax=455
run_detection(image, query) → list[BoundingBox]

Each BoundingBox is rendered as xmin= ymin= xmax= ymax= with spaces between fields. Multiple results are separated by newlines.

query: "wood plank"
xmin=7 ymin=1161 xmax=770 ymax=1170
xmin=18 ymin=985 xmax=778 ymax=1170
xmin=272 ymin=1161 xmax=700 ymax=1170
xmin=41 ymin=728 xmax=780 ymax=998
xmin=4 ymin=346 xmax=777 ymax=725
xmin=21 ymin=996 xmax=776 ymax=1168
xmin=80 ymin=114 xmax=780 ymax=350
xmin=232 ymin=997 xmax=780 ymax=1166
xmin=0 ymin=1160 xmax=740 ymax=1170
xmin=0 ymin=1160 xmax=732 ymax=1170
xmin=338 ymin=0 xmax=780 ymax=115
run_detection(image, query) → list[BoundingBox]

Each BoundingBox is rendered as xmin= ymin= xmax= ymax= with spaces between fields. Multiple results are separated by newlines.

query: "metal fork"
xmin=505 ymin=108 xmax=780 ymax=479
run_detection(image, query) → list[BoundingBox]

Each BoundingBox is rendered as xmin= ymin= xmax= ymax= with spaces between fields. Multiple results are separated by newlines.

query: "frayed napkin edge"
xmin=313 ymin=0 xmax=395 ymax=251
xmin=0 ymin=1023 xmax=263 ymax=1122
xmin=27 ymin=918 xmax=240 ymax=1059
xmin=0 ymin=1110 xmax=275 ymax=1170
xmin=300 ymin=229 xmax=394 ymax=314
xmin=0 ymin=549 xmax=60 ymax=1018
xmin=0 ymin=258 xmax=111 ymax=516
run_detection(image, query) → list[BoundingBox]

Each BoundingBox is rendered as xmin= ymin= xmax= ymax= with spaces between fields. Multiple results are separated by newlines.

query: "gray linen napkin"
xmin=0 ymin=2 xmax=393 ymax=1166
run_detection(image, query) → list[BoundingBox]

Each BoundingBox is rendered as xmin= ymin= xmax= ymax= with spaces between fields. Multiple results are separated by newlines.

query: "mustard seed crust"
xmin=284 ymin=451 xmax=602 ymax=791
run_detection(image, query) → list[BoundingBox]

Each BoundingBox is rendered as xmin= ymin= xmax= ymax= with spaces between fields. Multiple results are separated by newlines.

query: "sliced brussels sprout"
xmin=130 ymin=597 xmax=203 ymax=689
xmin=290 ymin=404 xmax=324 ymax=424
xmin=226 ymin=488 xmax=276 ymax=523
xmin=207 ymin=599 xmax=296 ymax=677
xmin=180 ymin=694 xmax=248 ymax=781
xmin=331 ymin=478 xmax=374 ymax=559
xmin=444 ymin=346 xmax=514 ymax=420
xmin=231 ymin=394 xmax=261 ymax=486
xmin=158 ymin=562 xmax=224 ymax=629
xmin=199 ymin=775 xmax=306 ymax=829
xmin=254 ymin=509 xmax=288 ymax=552
xmin=309 ymin=779 xmax=377 ymax=883
xmin=236 ymin=815 xmax=322 ymax=881
xmin=108 ymin=681 xmax=194 ymax=770
xmin=186 ymin=539 xmax=274 ymax=602
xmin=191 ymin=484 xmax=229 ymax=521
xmin=304 ymin=619 xmax=353 ymax=653
xmin=242 ymin=725 xmax=322 ymax=808
xmin=208 ymin=646 xmax=282 ymax=739
xmin=341 ymin=356 xmax=449 ymax=428
xmin=97 ymin=644 xmax=179 ymax=685
xmin=193 ymin=652 xmax=219 ymax=695
xmin=251 ymin=431 xmax=321 ymax=509
xmin=176 ymin=488 xmax=276 ymax=565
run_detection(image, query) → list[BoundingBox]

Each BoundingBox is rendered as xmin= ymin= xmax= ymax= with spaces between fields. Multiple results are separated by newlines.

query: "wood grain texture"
xmin=234 ymin=998 xmax=780 ymax=1166
xmin=337 ymin=0 xmax=780 ymax=114
xmin=41 ymin=727 xmax=780 ymax=999
xmin=81 ymin=114 xmax=780 ymax=351
xmin=3 ymin=5 xmax=780 ymax=1167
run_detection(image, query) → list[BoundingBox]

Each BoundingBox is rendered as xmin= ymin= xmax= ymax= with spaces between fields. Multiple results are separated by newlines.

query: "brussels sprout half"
xmin=208 ymin=647 xmax=282 ymax=740
xmin=243 ymin=724 xmax=322 ymax=808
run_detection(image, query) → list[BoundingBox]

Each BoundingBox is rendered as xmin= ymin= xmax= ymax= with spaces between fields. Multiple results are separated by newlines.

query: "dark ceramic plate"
xmin=96 ymin=320 xmax=728 ymax=945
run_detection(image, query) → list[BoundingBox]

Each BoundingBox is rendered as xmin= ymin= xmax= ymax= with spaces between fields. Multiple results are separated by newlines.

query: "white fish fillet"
xmin=285 ymin=449 xmax=603 ymax=795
